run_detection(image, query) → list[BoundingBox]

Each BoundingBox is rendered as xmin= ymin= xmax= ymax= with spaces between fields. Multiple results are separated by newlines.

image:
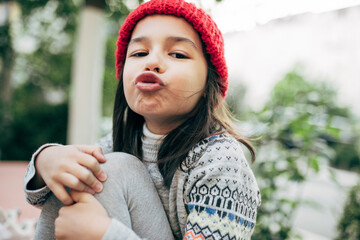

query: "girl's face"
xmin=123 ymin=15 xmax=208 ymax=135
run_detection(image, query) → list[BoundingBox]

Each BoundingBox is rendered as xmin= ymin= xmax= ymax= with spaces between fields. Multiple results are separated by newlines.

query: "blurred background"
xmin=0 ymin=0 xmax=359 ymax=239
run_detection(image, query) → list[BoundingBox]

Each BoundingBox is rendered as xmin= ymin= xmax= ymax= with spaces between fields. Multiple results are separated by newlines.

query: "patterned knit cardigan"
xmin=24 ymin=134 xmax=261 ymax=240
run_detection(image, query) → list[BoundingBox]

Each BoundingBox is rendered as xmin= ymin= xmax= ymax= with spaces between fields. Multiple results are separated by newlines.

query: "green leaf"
xmin=309 ymin=157 xmax=320 ymax=172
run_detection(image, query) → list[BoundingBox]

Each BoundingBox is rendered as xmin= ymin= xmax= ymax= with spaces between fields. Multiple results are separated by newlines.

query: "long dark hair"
xmin=113 ymin=60 xmax=255 ymax=188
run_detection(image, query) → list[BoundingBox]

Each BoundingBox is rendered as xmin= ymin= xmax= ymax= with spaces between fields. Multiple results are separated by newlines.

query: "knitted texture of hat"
xmin=115 ymin=0 xmax=228 ymax=97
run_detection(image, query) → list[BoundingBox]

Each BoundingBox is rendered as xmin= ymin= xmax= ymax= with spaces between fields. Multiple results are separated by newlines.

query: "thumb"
xmin=70 ymin=190 xmax=95 ymax=203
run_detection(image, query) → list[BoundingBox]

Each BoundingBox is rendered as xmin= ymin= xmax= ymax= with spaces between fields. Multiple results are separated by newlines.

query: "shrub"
xmin=335 ymin=181 xmax=360 ymax=240
xmin=226 ymin=70 xmax=360 ymax=239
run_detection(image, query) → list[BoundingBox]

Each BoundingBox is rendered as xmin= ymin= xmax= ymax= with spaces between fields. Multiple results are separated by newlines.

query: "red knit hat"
xmin=115 ymin=0 xmax=228 ymax=97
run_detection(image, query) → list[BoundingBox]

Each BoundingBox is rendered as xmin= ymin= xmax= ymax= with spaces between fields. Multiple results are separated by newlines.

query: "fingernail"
xmin=99 ymin=172 xmax=107 ymax=181
xmin=94 ymin=182 xmax=103 ymax=192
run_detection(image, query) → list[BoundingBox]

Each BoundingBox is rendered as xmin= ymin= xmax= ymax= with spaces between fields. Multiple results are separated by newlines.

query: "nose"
xmin=145 ymin=52 xmax=164 ymax=73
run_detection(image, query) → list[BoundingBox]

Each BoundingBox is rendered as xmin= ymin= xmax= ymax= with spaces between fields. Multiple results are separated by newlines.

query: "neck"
xmin=144 ymin=117 xmax=187 ymax=135
xmin=143 ymin=123 xmax=165 ymax=141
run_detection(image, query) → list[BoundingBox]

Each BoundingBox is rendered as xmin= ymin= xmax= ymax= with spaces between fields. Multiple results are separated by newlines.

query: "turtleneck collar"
xmin=142 ymin=123 xmax=165 ymax=143
xmin=142 ymin=123 xmax=165 ymax=162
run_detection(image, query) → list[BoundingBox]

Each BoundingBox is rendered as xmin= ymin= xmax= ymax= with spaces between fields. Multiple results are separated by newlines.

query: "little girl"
xmin=24 ymin=0 xmax=261 ymax=239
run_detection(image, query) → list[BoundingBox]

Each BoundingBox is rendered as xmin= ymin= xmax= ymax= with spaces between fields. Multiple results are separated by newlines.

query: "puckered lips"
xmin=135 ymin=72 xmax=164 ymax=92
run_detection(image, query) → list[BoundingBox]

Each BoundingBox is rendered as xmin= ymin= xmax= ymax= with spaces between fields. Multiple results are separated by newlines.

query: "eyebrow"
xmin=128 ymin=36 xmax=198 ymax=50
xmin=167 ymin=36 xmax=198 ymax=50
xmin=129 ymin=36 xmax=149 ymax=46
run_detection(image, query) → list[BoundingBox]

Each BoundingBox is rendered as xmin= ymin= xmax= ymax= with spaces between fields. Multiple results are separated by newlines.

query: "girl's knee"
xmin=102 ymin=152 xmax=147 ymax=180
xmin=95 ymin=152 xmax=154 ymax=208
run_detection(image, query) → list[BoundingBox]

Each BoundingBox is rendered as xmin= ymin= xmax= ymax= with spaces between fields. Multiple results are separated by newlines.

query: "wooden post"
xmin=67 ymin=0 xmax=106 ymax=144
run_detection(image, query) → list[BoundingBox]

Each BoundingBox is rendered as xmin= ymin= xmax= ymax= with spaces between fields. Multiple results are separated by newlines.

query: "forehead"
xmin=130 ymin=15 xmax=202 ymax=45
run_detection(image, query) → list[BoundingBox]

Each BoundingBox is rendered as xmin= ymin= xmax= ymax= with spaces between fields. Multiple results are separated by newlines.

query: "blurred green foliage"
xmin=335 ymin=181 xmax=360 ymax=240
xmin=227 ymin=70 xmax=360 ymax=239
xmin=0 ymin=1 xmax=79 ymax=160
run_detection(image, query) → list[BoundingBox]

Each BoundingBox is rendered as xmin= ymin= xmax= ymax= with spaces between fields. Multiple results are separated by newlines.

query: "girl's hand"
xmin=30 ymin=145 xmax=107 ymax=205
xmin=55 ymin=190 xmax=111 ymax=240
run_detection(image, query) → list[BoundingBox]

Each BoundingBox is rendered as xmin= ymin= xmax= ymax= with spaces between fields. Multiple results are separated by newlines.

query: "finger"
xmin=54 ymin=217 xmax=64 ymax=239
xmin=93 ymin=147 xmax=106 ymax=163
xmin=51 ymin=184 xmax=73 ymax=205
xmin=77 ymin=145 xmax=106 ymax=163
xmin=69 ymin=164 xmax=103 ymax=193
xmin=77 ymin=154 xmax=107 ymax=182
xmin=60 ymin=173 xmax=95 ymax=195
xmin=70 ymin=190 xmax=94 ymax=203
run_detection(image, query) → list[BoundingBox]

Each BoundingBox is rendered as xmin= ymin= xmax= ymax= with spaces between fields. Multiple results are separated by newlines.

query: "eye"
xmin=130 ymin=51 xmax=148 ymax=57
xmin=170 ymin=52 xmax=189 ymax=59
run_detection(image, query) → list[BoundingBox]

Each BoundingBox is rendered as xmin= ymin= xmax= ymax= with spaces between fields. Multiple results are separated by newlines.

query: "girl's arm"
xmin=24 ymin=143 xmax=60 ymax=207
xmin=183 ymin=137 xmax=261 ymax=239
xmin=23 ymin=133 xmax=113 ymax=207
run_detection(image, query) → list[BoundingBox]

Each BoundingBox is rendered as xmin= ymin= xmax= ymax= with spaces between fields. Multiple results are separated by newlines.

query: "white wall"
xmin=224 ymin=6 xmax=360 ymax=115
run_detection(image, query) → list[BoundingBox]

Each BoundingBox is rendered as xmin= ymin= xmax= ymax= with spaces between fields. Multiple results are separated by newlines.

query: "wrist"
xmin=28 ymin=146 xmax=56 ymax=190
xmin=95 ymin=217 xmax=112 ymax=240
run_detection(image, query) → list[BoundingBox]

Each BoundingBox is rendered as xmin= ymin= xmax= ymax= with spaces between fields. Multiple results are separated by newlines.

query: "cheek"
xmin=123 ymin=81 xmax=135 ymax=107
xmin=122 ymin=64 xmax=134 ymax=99
xmin=197 ymin=66 xmax=208 ymax=90
xmin=178 ymin=69 xmax=207 ymax=92
xmin=197 ymin=76 xmax=207 ymax=91
xmin=187 ymin=62 xmax=207 ymax=92
xmin=122 ymin=81 xmax=135 ymax=111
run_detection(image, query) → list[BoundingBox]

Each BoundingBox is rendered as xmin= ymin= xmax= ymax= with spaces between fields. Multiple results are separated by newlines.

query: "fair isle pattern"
xmin=185 ymin=208 xmax=253 ymax=240
xmin=181 ymin=134 xmax=260 ymax=240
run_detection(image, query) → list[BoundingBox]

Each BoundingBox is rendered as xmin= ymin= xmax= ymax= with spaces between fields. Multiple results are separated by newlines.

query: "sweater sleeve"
xmin=23 ymin=133 xmax=114 ymax=207
xmin=183 ymin=135 xmax=261 ymax=240
xmin=24 ymin=143 xmax=61 ymax=207
xmin=102 ymin=219 xmax=142 ymax=240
